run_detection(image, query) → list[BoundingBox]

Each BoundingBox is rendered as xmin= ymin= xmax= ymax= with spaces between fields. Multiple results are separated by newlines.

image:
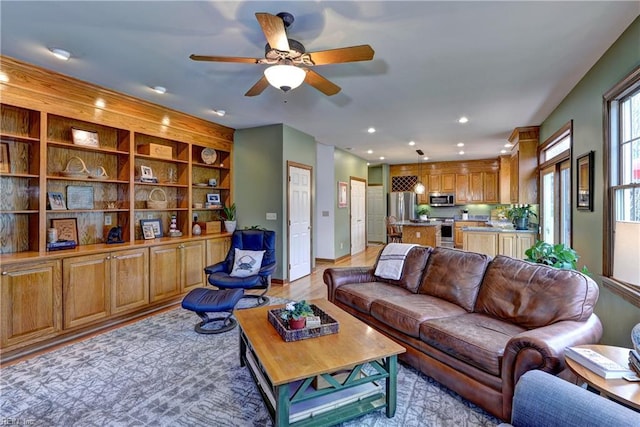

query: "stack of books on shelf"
xmin=565 ymin=346 xmax=634 ymax=379
xmin=629 ymin=349 xmax=640 ymax=375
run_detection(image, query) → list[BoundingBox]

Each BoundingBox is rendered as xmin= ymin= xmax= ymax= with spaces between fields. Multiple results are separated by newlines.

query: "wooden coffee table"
xmin=565 ymin=344 xmax=640 ymax=410
xmin=235 ymin=299 xmax=406 ymax=426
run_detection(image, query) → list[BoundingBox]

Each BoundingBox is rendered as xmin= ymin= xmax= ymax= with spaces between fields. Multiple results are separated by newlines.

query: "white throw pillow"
xmin=230 ymin=248 xmax=265 ymax=278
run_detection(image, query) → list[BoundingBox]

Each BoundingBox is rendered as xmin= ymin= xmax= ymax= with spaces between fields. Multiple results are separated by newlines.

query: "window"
xmin=539 ymin=122 xmax=572 ymax=246
xmin=603 ymin=66 xmax=640 ymax=304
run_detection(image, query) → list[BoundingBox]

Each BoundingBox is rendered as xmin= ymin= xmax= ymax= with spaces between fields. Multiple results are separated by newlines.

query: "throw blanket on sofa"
xmin=374 ymin=243 xmax=417 ymax=280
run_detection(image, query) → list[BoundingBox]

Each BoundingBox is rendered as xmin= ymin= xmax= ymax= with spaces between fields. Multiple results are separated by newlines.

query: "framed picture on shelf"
xmin=71 ymin=128 xmax=99 ymax=147
xmin=207 ymin=193 xmax=221 ymax=204
xmin=140 ymin=218 xmax=163 ymax=238
xmin=139 ymin=165 xmax=157 ymax=183
xmin=0 ymin=142 xmax=9 ymax=173
xmin=48 ymin=191 xmax=67 ymax=210
xmin=141 ymin=224 xmax=156 ymax=240
xmin=66 ymin=185 xmax=94 ymax=209
xmin=338 ymin=181 xmax=348 ymax=208
xmin=51 ymin=218 xmax=78 ymax=242
xmin=577 ymin=151 xmax=594 ymax=211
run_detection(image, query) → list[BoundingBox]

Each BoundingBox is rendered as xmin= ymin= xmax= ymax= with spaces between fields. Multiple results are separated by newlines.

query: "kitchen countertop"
xmin=397 ymin=221 xmax=443 ymax=227
xmin=462 ymin=226 xmax=537 ymax=233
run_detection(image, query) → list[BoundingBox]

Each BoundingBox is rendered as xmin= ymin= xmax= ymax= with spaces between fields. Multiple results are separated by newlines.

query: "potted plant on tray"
xmin=506 ymin=204 xmax=537 ymax=230
xmin=223 ymin=202 xmax=237 ymax=233
xmin=280 ymin=300 xmax=314 ymax=329
xmin=417 ymin=204 xmax=431 ymax=221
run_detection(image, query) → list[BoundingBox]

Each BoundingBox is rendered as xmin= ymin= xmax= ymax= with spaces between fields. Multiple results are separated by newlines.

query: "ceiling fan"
xmin=190 ymin=12 xmax=375 ymax=97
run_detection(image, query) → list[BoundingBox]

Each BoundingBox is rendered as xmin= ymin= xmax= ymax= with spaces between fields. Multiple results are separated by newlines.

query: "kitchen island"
xmin=462 ymin=226 xmax=537 ymax=259
xmin=397 ymin=221 xmax=442 ymax=247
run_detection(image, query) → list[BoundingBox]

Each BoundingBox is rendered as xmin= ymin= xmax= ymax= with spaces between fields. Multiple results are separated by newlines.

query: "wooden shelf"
xmin=0 ymin=133 xmax=39 ymax=143
xmin=47 ymin=140 xmax=129 ymax=155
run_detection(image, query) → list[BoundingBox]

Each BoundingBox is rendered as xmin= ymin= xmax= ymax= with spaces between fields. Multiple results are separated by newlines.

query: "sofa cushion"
xmin=373 ymin=245 xmax=432 ymax=293
xmin=370 ymin=294 xmax=467 ymax=338
xmin=334 ymin=282 xmax=413 ymax=314
xmin=420 ymin=313 xmax=526 ymax=376
xmin=475 ymin=256 xmax=600 ymax=329
xmin=418 ymin=247 xmax=491 ymax=311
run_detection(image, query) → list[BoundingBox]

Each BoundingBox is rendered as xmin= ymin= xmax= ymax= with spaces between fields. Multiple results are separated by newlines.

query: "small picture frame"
xmin=140 ymin=165 xmax=154 ymax=179
xmin=71 ymin=128 xmax=99 ymax=147
xmin=577 ymin=151 xmax=594 ymax=211
xmin=48 ymin=191 xmax=67 ymax=210
xmin=140 ymin=218 xmax=163 ymax=238
xmin=338 ymin=181 xmax=348 ymax=208
xmin=66 ymin=185 xmax=94 ymax=210
xmin=142 ymin=224 xmax=156 ymax=240
xmin=207 ymin=193 xmax=221 ymax=204
xmin=0 ymin=142 xmax=9 ymax=174
xmin=51 ymin=218 xmax=78 ymax=242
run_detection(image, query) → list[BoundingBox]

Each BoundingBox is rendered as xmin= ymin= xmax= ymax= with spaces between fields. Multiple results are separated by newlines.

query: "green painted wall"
xmin=334 ymin=149 xmax=369 ymax=258
xmin=539 ymin=17 xmax=640 ymax=346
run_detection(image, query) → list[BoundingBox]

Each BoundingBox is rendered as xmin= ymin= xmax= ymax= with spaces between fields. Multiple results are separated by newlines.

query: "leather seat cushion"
xmin=335 ymin=282 xmax=412 ymax=314
xmin=370 ymin=294 xmax=466 ymax=338
xmin=420 ymin=313 xmax=526 ymax=376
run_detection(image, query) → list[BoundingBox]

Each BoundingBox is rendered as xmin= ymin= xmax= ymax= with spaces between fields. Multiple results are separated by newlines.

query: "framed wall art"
xmin=142 ymin=224 xmax=156 ymax=240
xmin=140 ymin=218 xmax=163 ymax=238
xmin=47 ymin=191 xmax=67 ymax=210
xmin=577 ymin=151 xmax=594 ymax=211
xmin=338 ymin=181 xmax=348 ymax=208
xmin=71 ymin=128 xmax=99 ymax=147
xmin=66 ymin=185 xmax=94 ymax=210
xmin=51 ymin=218 xmax=78 ymax=242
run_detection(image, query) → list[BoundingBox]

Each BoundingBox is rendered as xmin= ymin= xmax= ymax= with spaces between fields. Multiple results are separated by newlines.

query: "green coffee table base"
xmin=240 ymin=330 xmax=398 ymax=426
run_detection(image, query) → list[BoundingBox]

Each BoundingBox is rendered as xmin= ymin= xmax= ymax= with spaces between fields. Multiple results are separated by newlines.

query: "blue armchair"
xmin=205 ymin=229 xmax=276 ymax=307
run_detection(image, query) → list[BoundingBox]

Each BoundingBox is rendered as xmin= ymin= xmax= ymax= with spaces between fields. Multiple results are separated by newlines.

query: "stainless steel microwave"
xmin=429 ymin=193 xmax=455 ymax=206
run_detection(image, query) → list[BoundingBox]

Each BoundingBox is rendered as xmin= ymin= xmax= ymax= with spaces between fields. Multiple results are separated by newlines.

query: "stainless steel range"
xmin=431 ymin=217 xmax=455 ymax=248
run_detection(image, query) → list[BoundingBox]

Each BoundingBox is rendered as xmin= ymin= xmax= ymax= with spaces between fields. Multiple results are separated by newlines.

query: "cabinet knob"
xmin=105 ymin=256 xmax=111 ymax=260
xmin=1 ymin=271 xmax=7 ymax=276
xmin=112 ymin=255 xmax=118 ymax=259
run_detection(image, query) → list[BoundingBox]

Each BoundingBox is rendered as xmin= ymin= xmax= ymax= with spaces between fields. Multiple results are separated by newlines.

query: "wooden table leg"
xmin=386 ymin=355 xmax=398 ymax=417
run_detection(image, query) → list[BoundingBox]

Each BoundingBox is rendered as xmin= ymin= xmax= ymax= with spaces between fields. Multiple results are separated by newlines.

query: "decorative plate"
xmin=201 ymin=148 xmax=217 ymax=165
xmin=195 ymin=183 xmax=209 ymax=187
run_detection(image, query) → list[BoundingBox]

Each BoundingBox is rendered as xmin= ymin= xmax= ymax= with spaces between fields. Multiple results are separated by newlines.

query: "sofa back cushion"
xmin=475 ymin=255 xmax=599 ymax=328
xmin=417 ymin=247 xmax=491 ymax=311
xmin=373 ymin=245 xmax=432 ymax=293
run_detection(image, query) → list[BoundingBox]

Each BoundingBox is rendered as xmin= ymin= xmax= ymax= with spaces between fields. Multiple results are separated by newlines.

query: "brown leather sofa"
xmin=323 ymin=246 xmax=602 ymax=421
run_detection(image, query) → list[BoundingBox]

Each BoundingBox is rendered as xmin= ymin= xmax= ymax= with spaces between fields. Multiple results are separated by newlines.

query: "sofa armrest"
xmin=500 ymin=314 xmax=603 ymax=420
xmin=323 ymin=267 xmax=376 ymax=301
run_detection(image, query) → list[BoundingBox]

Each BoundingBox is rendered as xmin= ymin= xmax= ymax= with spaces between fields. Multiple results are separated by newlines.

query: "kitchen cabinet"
xmin=454 ymin=221 xmax=486 ymax=248
xmin=150 ymin=240 xmax=206 ymax=302
xmin=498 ymin=233 xmax=535 ymax=259
xmin=508 ymin=126 xmax=539 ymax=204
xmin=483 ymin=172 xmax=499 ymax=203
xmin=428 ymin=173 xmax=455 ymax=193
xmin=463 ymin=231 xmax=498 ymax=257
xmin=206 ymin=236 xmax=231 ymax=266
xmin=1 ymin=260 xmax=62 ymax=350
xmin=401 ymin=224 xmax=442 ymax=248
xmin=464 ymin=230 xmax=536 ymax=259
xmin=110 ymin=248 xmax=149 ymax=315
xmin=455 ymin=174 xmax=469 ymax=204
xmin=63 ymin=254 xmax=111 ymax=329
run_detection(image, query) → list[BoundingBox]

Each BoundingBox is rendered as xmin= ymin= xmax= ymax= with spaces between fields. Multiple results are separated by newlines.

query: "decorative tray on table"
xmin=268 ymin=304 xmax=339 ymax=342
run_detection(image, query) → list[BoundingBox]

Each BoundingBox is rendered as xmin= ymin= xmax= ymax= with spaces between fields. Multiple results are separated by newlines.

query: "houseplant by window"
xmin=524 ymin=240 xmax=590 ymax=274
xmin=223 ymin=202 xmax=237 ymax=233
xmin=280 ymin=300 xmax=314 ymax=329
xmin=506 ymin=204 xmax=537 ymax=230
xmin=417 ymin=204 xmax=431 ymax=221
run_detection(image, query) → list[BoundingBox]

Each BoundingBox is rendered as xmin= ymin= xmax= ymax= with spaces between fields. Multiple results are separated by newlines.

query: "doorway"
xmin=288 ymin=163 xmax=312 ymax=281
xmin=367 ymin=185 xmax=385 ymax=243
xmin=350 ymin=178 xmax=366 ymax=255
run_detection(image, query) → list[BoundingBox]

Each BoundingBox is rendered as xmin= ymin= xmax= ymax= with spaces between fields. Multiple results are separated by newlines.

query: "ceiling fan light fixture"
xmin=50 ymin=48 xmax=70 ymax=61
xmin=264 ymin=64 xmax=306 ymax=92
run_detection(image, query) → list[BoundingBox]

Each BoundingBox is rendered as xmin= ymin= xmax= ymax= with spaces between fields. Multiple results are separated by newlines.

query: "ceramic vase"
xmin=289 ymin=318 xmax=306 ymax=330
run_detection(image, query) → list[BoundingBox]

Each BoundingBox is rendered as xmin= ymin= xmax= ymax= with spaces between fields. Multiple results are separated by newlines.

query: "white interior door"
xmin=350 ymin=179 xmax=366 ymax=255
xmin=367 ymin=185 xmax=385 ymax=243
xmin=289 ymin=165 xmax=311 ymax=281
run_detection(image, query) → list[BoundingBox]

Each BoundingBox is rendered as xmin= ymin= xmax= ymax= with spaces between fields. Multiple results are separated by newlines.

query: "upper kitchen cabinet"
xmin=507 ymin=126 xmax=539 ymax=204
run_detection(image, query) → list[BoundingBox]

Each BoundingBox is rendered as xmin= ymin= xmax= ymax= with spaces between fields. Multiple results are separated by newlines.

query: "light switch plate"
xmin=266 ymin=212 xmax=277 ymax=220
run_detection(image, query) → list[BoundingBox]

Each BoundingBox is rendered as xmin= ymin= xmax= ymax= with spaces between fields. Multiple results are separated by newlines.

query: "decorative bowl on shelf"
xmin=201 ymin=148 xmax=217 ymax=165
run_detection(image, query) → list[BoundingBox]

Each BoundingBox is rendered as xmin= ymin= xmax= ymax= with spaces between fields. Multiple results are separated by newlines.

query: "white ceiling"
xmin=1 ymin=1 xmax=638 ymax=164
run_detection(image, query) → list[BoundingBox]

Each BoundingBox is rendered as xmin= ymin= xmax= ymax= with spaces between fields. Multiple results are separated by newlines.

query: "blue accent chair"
xmin=205 ymin=229 xmax=276 ymax=307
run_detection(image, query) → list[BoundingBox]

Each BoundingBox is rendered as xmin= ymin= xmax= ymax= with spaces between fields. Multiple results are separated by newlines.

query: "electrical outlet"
xmin=104 ymin=216 xmax=112 ymax=226
xmin=416 ymin=232 xmax=421 ymax=238
xmin=340 ymin=242 xmax=344 ymax=249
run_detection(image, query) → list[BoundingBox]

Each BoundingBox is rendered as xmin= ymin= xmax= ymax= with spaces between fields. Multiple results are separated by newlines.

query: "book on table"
xmin=565 ymin=347 xmax=634 ymax=379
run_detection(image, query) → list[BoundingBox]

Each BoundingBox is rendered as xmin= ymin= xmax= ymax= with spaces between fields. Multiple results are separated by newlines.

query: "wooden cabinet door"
xmin=516 ymin=234 xmax=535 ymax=259
xmin=181 ymin=240 xmax=206 ymax=293
xmin=111 ymin=248 xmax=149 ymax=315
xmin=463 ymin=232 xmax=498 ymax=257
xmin=510 ymin=153 xmax=519 ymax=203
xmin=469 ymin=172 xmax=484 ymax=202
xmin=206 ymin=237 xmax=231 ymax=266
xmin=149 ymin=244 xmax=181 ymax=302
xmin=483 ymin=172 xmax=499 ymax=203
xmin=1 ymin=260 xmax=62 ymax=349
xmin=441 ymin=173 xmax=456 ymax=192
xmin=428 ymin=175 xmax=441 ymax=193
xmin=498 ymin=233 xmax=517 ymax=257
xmin=455 ymin=174 xmax=469 ymax=203
xmin=63 ymin=254 xmax=110 ymax=329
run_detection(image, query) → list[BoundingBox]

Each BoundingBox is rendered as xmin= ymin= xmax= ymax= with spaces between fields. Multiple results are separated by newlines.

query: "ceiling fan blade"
xmin=255 ymin=12 xmax=290 ymax=52
xmin=244 ymin=76 xmax=270 ymax=97
xmin=189 ymin=54 xmax=258 ymax=64
xmin=307 ymin=45 xmax=374 ymax=65
xmin=304 ymin=69 xmax=341 ymax=96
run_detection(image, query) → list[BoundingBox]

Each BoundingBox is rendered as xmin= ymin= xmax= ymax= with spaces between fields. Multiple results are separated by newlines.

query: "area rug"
xmin=0 ymin=299 xmax=500 ymax=426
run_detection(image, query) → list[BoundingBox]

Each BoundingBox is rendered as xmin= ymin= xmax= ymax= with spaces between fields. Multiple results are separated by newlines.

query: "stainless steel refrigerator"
xmin=389 ymin=191 xmax=417 ymax=222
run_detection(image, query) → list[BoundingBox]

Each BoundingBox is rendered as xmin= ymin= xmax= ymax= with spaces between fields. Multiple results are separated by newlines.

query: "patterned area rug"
xmin=1 ymin=299 xmax=500 ymax=426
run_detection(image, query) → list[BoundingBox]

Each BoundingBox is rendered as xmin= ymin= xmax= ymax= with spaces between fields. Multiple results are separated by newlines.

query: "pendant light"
xmin=414 ymin=149 xmax=425 ymax=194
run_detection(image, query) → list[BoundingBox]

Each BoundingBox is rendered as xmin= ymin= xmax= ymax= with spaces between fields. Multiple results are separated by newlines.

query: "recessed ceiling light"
xmin=500 ymin=149 xmax=507 ymax=154
xmin=367 ymin=127 xmax=376 ymax=134
xmin=409 ymin=141 xmax=415 ymax=146
xmin=459 ymin=150 xmax=465 ymax=155
xmin=50 ymin=48 xmax=70 ymax=61
xmin=0 ymin=72 xmax=8 ymax=83
xmin=94 ymin=98 xmax=106 ymax=108
xmin=152 ymin=86 xmax=167 ymax=94
xmin=423 ymin=156 xmax=429 ymax=161
xmin=161 ymin=116 xmax=170 ymax=126
xmin=457 ymin=142 xmax=464 ymax=147
xmin=379 ymin=156 xmax=385 ymax=160
xmin=504 ymin=143 xmax=513 ymax=148
xmin=212 ymin=109 xmax=226 ymax=117
xmin=367 ymin=149 xmax=373 ymax=154
xmin=367 ymin=162 xmax=370 ymax=166
xmin=458 ymin=116 xmax=469 ymax=124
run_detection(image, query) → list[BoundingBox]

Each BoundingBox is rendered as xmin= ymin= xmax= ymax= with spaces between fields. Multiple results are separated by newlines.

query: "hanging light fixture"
xmin=414 ymin=149 xmax=425 ymax=195
xmin=264 ymin=63 xmax=306 ymax=92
